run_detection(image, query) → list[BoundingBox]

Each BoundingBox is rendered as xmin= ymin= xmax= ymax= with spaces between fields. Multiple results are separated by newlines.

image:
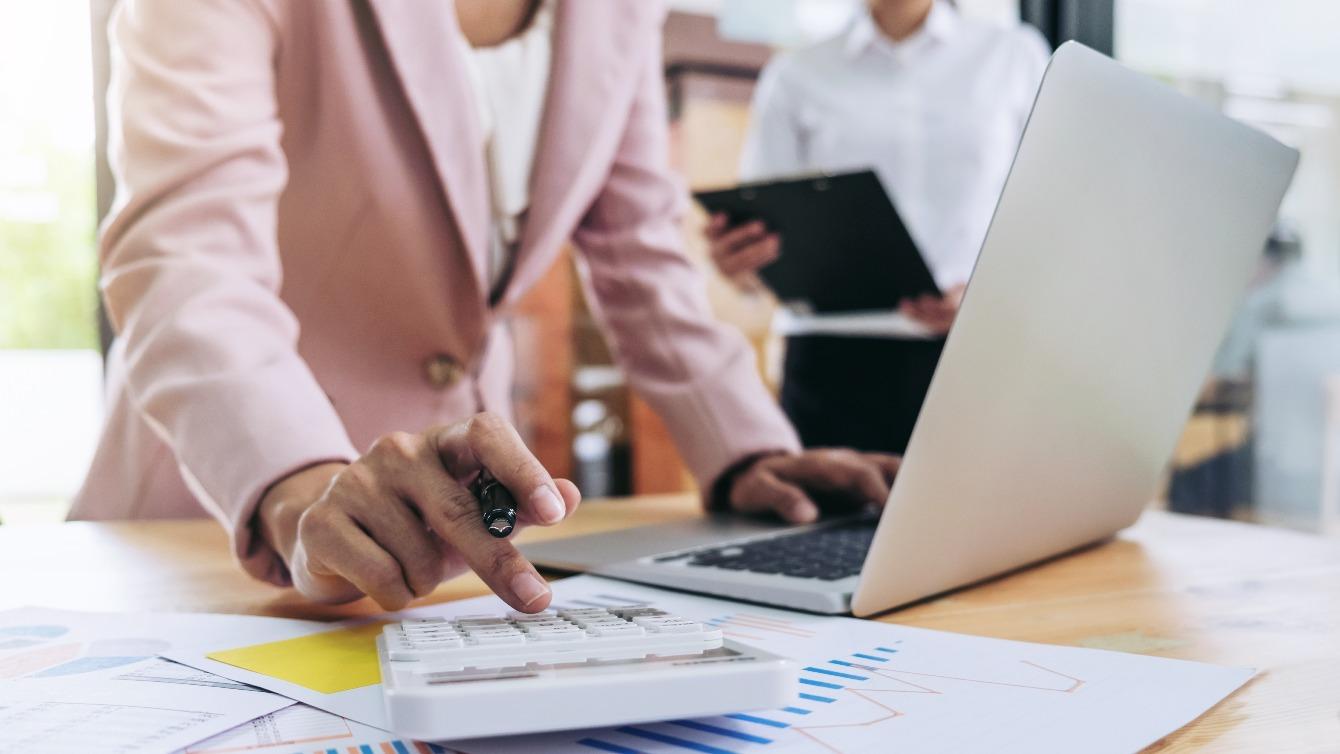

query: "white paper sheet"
xmin=168 ymin=576 xmax=1253 ymax=754
xmin=0 ymin=607 xmax=305 ymax=754
xmin=178 ymin=703 xmax=451 ymax=754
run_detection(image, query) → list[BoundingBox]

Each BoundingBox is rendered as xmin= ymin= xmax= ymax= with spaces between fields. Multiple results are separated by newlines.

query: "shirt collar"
xmin=843 ymin=1 xmax=960 ymax=61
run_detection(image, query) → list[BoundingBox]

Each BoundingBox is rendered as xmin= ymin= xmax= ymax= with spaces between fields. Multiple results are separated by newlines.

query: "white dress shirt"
xmin=460 ymin=0 xmax=555 ymax=295
xmin=741 ymin=1 xmax=1049 ymax=338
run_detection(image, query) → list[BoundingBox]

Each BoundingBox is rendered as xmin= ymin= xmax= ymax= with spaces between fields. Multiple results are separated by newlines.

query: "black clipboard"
xmin=694 ymin=170 xmax=939 ymax=313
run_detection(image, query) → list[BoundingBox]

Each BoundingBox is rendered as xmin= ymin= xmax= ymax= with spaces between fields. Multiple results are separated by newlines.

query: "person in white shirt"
xmin=706 ymin=0 xmax=1049 ymax=453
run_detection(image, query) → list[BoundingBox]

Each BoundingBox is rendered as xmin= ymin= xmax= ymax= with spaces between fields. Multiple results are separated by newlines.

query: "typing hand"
xmin=898 ymin=283 xmax=967 ymax=336
xmin=256 ymin=413 xmax=581 ymax=612
xmin=724 ymin=449 xmax=901 ymax=524
xmin=705 ymin=213 xmax=780 ymax=289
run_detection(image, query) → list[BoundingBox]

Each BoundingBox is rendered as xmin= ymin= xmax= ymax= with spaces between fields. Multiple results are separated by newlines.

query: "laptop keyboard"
xmin=655 ymin=519 xmax=877 ymax=581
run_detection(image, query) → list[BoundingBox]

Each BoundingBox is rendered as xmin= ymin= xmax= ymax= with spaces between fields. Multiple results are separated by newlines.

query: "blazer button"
xmin=423 ymin=354 xmax=465 ymax=389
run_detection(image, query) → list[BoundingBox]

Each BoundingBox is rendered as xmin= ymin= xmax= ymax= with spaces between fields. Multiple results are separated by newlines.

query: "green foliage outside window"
xmin=0 ymin=2 xmax=99 ymax=352
xmin=0 ymin=145 xmax=98 ymax=350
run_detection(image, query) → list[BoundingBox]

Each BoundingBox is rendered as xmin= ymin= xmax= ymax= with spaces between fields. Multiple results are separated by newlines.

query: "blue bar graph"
xmin=805 ymin=666 xmax=868 ymax=681
xmin=565 ymin=642 xmax=920 ymax=753
xmin=358 ymin=746 xmax=374 ymax=754
xmin=578 ymin=739 xmax=647 ymax=754
xmin=800 ymin=677 xmax=843 ymax=690
xmin=671 ymin=720 xmax=773 ymax=743
xmin=391 ymin=742 xmax=412 ymax=754
xmin=726 ymin=713 xmax=790 ymax=729
xmin=799 ymin=692 xmax=837 ymax=703
xmin=617 ymin=727 xmax=736 ymax=754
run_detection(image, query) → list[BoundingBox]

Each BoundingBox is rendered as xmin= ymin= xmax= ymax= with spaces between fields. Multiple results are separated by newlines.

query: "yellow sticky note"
xmin=207 ymin=621 xmax=388 ymax=694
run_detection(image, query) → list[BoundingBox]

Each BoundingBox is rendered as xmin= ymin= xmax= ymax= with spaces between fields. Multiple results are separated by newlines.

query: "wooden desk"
xmin=2 ymin=499 xmax=1337 ymax=752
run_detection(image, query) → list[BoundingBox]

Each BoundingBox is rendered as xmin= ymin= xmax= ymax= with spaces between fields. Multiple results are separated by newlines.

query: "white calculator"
xmin=377 ymin=606 xmax=795 ymax=741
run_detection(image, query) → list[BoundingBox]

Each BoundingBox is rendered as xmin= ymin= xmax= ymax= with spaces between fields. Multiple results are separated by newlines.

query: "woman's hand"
xmin=898 ymin=283 xmax=967 ymax=336
xmin=256 ymin=413 xmax=581 ymax=612
xmin=724 ymin=449 xmax=901 ymax=523
xmin=705 ymin=213 xmax=780 ymax=288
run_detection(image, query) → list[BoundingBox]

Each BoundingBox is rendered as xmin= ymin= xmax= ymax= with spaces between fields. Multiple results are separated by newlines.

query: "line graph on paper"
xmin=184 ymin=704 xmax=455 ymax=754
xmin=491 ymin=598 xmax=1098 ymax=754
xmin=566 ymin=636 xmax=1086 ymax=754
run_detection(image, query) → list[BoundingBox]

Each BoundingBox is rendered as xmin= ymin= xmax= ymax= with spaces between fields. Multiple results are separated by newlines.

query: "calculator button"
xmin=645 ymin=620 xmax=701 ymax=634
xmin=535 ymin=631 xmax=583 ymax=642
xmin=460 ymin=628 xmax=512 ymax=635
xmin=591 ymin=624 xmax=645 ymax=637
xmin=528 ymin=624 xmax=582 ymax=634
xmin=631 ymin=616 xmax=679 ymax=627
xmin=469 ymin=634 xmax=526 ymax=646
xmin=412 ymin=637 xmax=465 ymax=648
xmin=610 ymin=608 xmax=666 ymax=618
xmin=527 ymin=624 xmax=581 ymax=633
xmin=574 ymin=618 xmax=625 ymax=628
xmin=508 ymin=610 xmax=556 ymax=620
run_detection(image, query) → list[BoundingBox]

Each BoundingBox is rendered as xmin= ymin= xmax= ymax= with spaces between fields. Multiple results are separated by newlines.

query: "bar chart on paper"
xmin=454 ymin=578 xmax=1254 ymax=754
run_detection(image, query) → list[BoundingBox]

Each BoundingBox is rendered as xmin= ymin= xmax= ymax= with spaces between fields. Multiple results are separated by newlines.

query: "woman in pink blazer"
xmin=72 ymin=0 xmax=900 ymax=612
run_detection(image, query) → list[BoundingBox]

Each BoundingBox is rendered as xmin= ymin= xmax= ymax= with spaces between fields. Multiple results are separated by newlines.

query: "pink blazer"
xmin=70 ymin=0 xmax=799 ymax=583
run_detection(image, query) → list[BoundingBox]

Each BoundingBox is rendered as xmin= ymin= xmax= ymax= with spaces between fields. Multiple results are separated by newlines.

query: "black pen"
xmin=473 ymin=472 xmax=518 ymax=538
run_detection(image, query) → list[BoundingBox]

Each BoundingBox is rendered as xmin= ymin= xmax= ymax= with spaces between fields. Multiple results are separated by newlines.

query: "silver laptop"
xmin=522 ymin=43 xmax=1299 ymax=616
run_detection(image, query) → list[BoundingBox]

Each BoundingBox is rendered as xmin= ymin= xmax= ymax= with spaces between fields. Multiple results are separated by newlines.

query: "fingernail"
xmin=511 ymin=571 xmax=549 ymax=607
xmin=532 ymin=486 xmax=565 ymax=523
xmin=790 ymin=502 xmax=819 ymax=524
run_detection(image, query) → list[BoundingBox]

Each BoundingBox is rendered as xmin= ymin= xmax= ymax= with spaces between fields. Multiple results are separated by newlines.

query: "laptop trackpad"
xmin=520 ymin=513 xmax=793 ymax=573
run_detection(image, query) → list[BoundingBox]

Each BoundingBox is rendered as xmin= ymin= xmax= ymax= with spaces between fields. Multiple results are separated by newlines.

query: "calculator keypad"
xmin=384 ymin=608 xmax=722 ymax=670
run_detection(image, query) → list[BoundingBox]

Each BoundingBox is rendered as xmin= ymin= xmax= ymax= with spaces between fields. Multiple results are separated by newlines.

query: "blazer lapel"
xmin=366 ymin=0 xmax=490 ymax=296
xmin=503 ymin=0 xmax=653 ymax=304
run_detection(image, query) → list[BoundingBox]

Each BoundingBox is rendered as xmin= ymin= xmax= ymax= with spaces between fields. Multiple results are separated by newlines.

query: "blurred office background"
xmin=1 ymin=0 xmax=1337 ymax=533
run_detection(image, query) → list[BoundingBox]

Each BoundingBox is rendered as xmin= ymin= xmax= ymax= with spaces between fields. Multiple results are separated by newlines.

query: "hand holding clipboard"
xmin=694 ymin=170 xmax=941 ymax=315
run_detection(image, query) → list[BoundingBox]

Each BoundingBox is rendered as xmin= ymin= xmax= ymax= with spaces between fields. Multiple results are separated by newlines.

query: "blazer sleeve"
xmin=102 ymin=0 xmax=358 ymax=583
xmin=570 ymin=34 xmax=802 ymax=499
